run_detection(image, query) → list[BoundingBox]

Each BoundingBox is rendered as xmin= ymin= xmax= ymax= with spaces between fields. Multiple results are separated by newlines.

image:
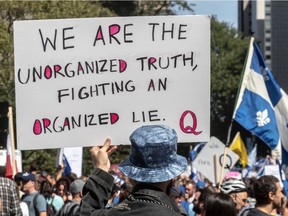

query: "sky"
xmin=180 ymin=0 xmax=238 ymax=28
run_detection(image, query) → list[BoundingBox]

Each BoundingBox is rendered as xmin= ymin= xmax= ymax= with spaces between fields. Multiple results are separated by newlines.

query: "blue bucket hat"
xmin=118 ymin=125 xmax=187 ymax=183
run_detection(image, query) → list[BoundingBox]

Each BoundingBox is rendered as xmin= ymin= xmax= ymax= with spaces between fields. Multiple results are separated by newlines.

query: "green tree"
xmin=210 ymin=16 xmax=249 ymax=142
xmin=100 ymin=0 xmax=194 ymax=16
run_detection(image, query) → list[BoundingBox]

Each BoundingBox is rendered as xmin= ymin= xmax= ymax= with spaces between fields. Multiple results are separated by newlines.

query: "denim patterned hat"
xmin=118 ymin=125 xmax=187 ymax=183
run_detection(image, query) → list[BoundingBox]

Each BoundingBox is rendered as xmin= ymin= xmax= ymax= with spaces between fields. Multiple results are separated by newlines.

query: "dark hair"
xmin=169 ymin=187 xmax=183 ymax=199
xmin=254 ymin=175 xmax=279 ymax=205
xmin=29 ymin=164 xmax=38 ymax=172
xmin=244 ymin=177 xmax=257 ymax=198
xmin=204 ymin=193 xmax=236 ymax=216
xmin=193 ymin=186 xmax=216 ymax=214
xmin=65 ymin=172 xmax=77 ymax=183
xmin=55 ymin=177 xmax=71 ymax=196
xmin=40 ymin=180 xmax=53 ymax=199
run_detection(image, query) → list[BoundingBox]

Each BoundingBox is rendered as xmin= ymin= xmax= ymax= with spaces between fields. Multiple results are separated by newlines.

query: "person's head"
xmin=65 ymin=172 xmax=78 ymax=183
xmin=20 ymin=172 xmax=37 ymax=194
xmin=204 ymin=193 xmax=237 ymax=216
xmin=14 ymin=172 xmax=23 ymax=187
xmin=169 ymin=187 xmax=183 ymax=206
xmin=193 ymin=188 xmax=202 ymax=206
xmin=55 ymin=177 xmax=71 ymax=198
xmin=221 ymin=179 xmax=248 ymax=213
xmin=40 ymin=180 xmax=53 ymax=198
xmin=185 ymin=180 xmax=196 ymax=198
xmin=70 ymin=179 xmax=85 ymax=198
xmin=118 ymin=125 xmax=187 ymax=192
xmin=254 ymin=175 xmax=283 ymax=209
xmin=29 ymin=164 xmax=38 ymax=174
xmin=193 ymin=186 xmax=217 ymax=215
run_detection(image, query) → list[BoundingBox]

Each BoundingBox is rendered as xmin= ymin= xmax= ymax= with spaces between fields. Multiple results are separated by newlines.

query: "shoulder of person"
xmin=57 ymin=200 xmax=79 ymax=216
xmin=52 ymin=194 xmax=64 ymax=202
xmin=240 ymin=208 xmax=255 ymax=216
xmin=240 ymin=208 xmax=270 ymax=216
xmin=35 ymin=193 xmax=46 ymax=202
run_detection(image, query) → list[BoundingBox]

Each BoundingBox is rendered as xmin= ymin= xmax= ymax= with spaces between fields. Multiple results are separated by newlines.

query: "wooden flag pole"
xmin=218 ymin=147 xmax=227 ymax=188
xmin=218 ymin=132 xmax=239 ymax=188
xmin=8 ymin=107 xmax=16 ymax=177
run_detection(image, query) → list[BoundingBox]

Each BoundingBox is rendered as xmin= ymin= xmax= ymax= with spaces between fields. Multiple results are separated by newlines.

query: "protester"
xmin=0 ymin=171 xmax=22 ymax=216
xmin=242 ymin=175 xmax=285 ymax=216
xmin=180 ymin=180 xmax=197 ymax=216
xmin=203 ymin=193 xmax=237 ymax=216
xmin=20 ymin=172 xmax=47 ymax=216
xmin=80 ymin=124 xmax=188 ymax=215
xmin=39 ymin=180 xmax=64 ymax=213
xmin=56 ymin=179 xmax=85 ymax=215
xmin=55 ymin=177 xmax=72 ymax=202
xmin=192 ymin=186 xmax=217 ymax=216
xmin=169 ymin=186 xmax=188 ymax=215
xmin=221 ymin=179 xmax=249 ymax=214
xmin=30 ymin=164 xmax=38 ymax=176
xmin=14 ymin=172 xmax=29 ymax=216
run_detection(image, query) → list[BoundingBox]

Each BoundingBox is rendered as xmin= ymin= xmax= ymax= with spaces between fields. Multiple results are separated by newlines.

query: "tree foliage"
xmin=100 ymin=0 xmax=194 ymax=16
xmin=210 ymin=16 xmax=249 ymax=142
xmin=0 ymin=1 xmax=249 ymax=174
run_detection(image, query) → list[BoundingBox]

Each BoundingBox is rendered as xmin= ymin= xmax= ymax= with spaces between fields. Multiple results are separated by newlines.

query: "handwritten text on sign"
xmin=192 ymin=137 xmax=239 ymax=185
xmin=14 ymin=15 xmax=210 ymax=150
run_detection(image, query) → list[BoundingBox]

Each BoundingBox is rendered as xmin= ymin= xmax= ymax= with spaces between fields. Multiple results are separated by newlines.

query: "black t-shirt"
xmin=241 ymin=208 xmax=271 ymax=216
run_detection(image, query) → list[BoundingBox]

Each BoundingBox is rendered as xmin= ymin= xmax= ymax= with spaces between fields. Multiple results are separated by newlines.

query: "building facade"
xmin=238 ymin=0 xmax=288 ymax=92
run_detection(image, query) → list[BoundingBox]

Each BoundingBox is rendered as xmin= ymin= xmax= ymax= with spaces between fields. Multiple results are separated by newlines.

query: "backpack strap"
xmin=58 ymin=200 xmax=78 ymax=216
xmin=50 ymin=196 xmax=55 ymax=207
xmin=33 ymin=193 xmax=40 ymax=216
xmin=68 ymin=203 xmax=79 ymax=216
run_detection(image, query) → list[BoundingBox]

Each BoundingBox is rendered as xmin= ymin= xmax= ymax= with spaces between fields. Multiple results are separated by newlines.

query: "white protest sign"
xmin=14 ymin=15 xmax=210 ymax=150
xmin=63 ymin=147 xmax=83 ymax=177
xmin=264 ymin=165 xmax=283 ymax=187
xmin=56 ymin=147 xmax=82 ymax=177
xmin=192 ymin=137 xmax=239 ymax=185
xmin=0 ymin=150 xmax=22 ymax=172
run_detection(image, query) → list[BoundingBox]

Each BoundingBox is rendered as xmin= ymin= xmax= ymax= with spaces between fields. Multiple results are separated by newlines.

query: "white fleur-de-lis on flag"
xmin=256 ymin=109 xmax=270 ymax=127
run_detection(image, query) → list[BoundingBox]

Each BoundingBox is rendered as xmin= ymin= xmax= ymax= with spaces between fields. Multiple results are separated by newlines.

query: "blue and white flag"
xmin=233 ymin=37 xmax=288 ymax=165
xmin=189 ymin=142 xmax=206 ymax=162
xmin=256 ymin=157 xmax=272 ymax=177
xmin=248 ymin=144 xmax=257 ymax=168
xmin=62 ymin=154 xmax=72 ymax=176
xmin=189 ymin=143 xmax=206 ymax=182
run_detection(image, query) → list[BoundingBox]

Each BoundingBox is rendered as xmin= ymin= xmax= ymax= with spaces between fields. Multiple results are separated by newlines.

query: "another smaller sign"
xmin=192 ymin=136 xmax=239 ymax=185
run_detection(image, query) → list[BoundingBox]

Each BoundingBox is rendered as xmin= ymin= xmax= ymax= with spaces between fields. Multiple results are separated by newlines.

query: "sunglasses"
xmin=236 ymin=194 xmax=249 ymax=204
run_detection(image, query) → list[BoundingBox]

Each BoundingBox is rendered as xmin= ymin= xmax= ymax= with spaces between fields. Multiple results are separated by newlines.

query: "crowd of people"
xmin=0 ymin=124 xmax=287 ymax=216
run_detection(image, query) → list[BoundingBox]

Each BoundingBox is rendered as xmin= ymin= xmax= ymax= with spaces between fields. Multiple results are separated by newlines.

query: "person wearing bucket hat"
xmin=80 ymin=124 xmax=188 ymax=216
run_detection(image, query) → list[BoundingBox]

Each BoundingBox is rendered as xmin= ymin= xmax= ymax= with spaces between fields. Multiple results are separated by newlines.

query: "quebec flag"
xmin=233 ymin=37 xmax=288 ymax=165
